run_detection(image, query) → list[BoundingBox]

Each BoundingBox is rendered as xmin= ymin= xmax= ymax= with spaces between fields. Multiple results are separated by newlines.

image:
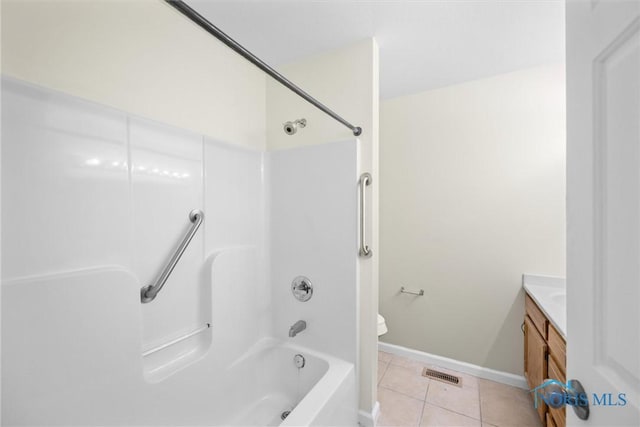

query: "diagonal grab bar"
xmin=140 ymin=209 xmax=204 ymax=303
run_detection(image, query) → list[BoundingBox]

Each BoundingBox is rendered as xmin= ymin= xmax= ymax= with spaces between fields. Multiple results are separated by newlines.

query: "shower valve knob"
xmin=291 ymin=276 xmax=313 ymax=302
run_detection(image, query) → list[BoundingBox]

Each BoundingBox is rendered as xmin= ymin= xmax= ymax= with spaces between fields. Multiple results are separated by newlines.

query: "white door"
xmin=566 ymin=0 xmax=640 ymax=425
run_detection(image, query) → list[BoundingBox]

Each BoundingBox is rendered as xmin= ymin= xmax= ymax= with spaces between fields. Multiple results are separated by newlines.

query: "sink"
xmin=549 ymin=292 xmax=566 ymax=307
xmin=523 ymin=275 xmax=567 ymax=337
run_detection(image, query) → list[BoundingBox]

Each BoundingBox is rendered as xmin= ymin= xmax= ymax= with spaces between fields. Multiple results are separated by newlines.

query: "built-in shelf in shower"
xmin=142 ymin=323 xmax=212 ymax=383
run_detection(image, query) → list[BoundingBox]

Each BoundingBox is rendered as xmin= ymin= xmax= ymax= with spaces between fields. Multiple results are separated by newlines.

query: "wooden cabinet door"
xmin=548 ymin=356 xmax=566 ymax=427
xmin=524 ymin=315 xmax=547 ymax=423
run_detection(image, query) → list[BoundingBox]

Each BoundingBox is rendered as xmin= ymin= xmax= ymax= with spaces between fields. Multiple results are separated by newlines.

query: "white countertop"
xmin=523 ymin=274 xmax=566 ymax=339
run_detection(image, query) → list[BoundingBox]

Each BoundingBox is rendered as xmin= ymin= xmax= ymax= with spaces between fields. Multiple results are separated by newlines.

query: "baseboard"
xmin=358 ymin=401 xmax=380 ymax=427
xmin=378 ymin=342 xmax=528 ymax=390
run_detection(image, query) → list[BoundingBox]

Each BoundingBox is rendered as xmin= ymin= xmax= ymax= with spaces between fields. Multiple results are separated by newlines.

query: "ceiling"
xmin=186 ymin=0 xmax=565 ymax=99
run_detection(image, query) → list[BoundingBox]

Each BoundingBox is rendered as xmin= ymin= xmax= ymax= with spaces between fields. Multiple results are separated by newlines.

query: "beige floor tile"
xmin=420 ymin=403 xmax=481 ymax=427
xmin=377 ymin=353 xmax=539 ymax=427
xmin=380 ymin=364 xmax=431 ymax=400
xmin=479 ymin=379 xmax=536 ymax=407
xmin=479 ymin=379 xmax=542 ymax=427
xmin=390 ymin=355 xmax=427 ymax=375
xmin=378 ymin=360 xmax=390 ymax=385
xmin=426 ymin=380 xmax=481 ymax=419
xmin=379 ymin=350 xmax=393 ymax=364
xmin=378 ymin=387 xmax=425 ymax=427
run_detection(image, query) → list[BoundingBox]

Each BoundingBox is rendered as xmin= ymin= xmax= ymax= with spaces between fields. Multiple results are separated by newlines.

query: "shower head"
xmin=283 ymin=118 xmax=307 ymax=135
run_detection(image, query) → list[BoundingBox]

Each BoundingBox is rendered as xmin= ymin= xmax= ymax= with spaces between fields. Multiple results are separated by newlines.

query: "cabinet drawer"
xmin=526 ymin=295 xmax=548 ymax=339
xmin=547 ymin=338 xmax=566 ymax=427
xmin=548 ymin=323 xmax=566 ymax=366
xmin=548 ymin=354 xmax=565 ymax=383
xmin=549 ymin=405 xmax=566 ymax=427
xmin=524 ymin=315 xmax=547 ymax=422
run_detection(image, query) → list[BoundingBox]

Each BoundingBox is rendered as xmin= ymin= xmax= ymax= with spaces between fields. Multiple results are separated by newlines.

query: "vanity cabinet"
xmin=524 ymin=294 xmax=566 ymax=427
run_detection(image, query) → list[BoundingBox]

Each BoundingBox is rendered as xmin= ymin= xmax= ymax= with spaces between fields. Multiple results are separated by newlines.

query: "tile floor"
xmin=377 ymin=351 xmax=542 ymax=427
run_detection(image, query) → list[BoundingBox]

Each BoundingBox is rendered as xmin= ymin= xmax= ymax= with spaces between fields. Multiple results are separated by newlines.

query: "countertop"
xmin=523 ymin=274 xmax=566 ymax=339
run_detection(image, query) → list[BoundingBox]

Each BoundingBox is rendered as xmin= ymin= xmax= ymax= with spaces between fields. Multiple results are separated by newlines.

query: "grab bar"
xmin=140 ymin=209 xmax=204 ymax=303
xmin=359 ymin=173 xmax=372 ymax=258
xmin=142 ymin=323 xmax=210 ymax=357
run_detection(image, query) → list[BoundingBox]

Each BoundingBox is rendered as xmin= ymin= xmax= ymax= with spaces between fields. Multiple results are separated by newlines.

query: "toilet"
xmin=377 ymin=314 xmax=388 ymax=336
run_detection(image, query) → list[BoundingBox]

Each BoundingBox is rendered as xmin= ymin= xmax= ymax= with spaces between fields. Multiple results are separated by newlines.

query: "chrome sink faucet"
xmin=289 ymin=320 xmax=306 ymax=337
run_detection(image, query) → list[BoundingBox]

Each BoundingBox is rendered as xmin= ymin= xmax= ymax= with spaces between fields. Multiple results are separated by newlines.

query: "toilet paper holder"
xmin=400 ymin=286 xmax=424 ymax=296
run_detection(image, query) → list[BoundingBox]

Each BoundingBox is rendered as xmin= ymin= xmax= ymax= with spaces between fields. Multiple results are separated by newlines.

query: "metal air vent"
xmin=422 ymin=368 xmax=462 ymax=387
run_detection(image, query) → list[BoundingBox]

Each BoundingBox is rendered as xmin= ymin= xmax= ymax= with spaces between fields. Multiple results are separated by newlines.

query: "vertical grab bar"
xmin=140 ymin=209 xmax=204 ymax=303
xmin=359 ymin=173 xmax=372 ymax=258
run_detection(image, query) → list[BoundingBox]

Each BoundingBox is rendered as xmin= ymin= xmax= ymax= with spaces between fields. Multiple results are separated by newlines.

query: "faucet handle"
xmin=292 ymin=276 xmax=313 ymax=302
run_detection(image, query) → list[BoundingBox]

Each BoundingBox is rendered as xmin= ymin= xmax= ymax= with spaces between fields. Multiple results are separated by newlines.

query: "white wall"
xmin=268 ymin=140 xmax=358 ymax=363
xmin=0 ymin=2 xmax=3 ymax=418
xmin=1 ymin=77 xmax=269 ymax=424
xmin=265 ymin=38 xmax=380 ymax=419
xmin=379 ymin=64 xmax=566 ymax=375
xmin=0 ymin=0 xmax=266 ymax=150
xmin=1 ymin=2 xmax=269 ymax=416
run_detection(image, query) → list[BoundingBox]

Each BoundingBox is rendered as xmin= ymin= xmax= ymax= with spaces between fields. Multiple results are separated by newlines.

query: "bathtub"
xmin=220 ymin=338 xmax=357 ymax=426
xmin=2 ymin=268 xmax=357 ymax=426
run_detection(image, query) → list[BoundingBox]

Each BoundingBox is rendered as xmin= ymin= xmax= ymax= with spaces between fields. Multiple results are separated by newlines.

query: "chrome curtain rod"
xmin=165 ymin=0 xmax=363 ymax=137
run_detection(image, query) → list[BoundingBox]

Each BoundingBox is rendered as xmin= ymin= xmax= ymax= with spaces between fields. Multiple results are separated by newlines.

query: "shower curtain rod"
xmin=166 ymin=0 xmax=363 ymax=137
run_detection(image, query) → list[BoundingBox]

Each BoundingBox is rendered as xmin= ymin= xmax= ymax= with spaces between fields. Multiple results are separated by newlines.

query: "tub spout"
xmin=289 ymin=320 xmax=306 ymax=337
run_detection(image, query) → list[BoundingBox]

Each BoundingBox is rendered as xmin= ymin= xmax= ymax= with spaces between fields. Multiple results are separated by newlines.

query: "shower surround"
xmin=1 ymin=78 xmax=358 ymax=426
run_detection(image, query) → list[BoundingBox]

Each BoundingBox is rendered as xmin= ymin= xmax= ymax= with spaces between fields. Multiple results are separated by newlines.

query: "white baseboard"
xmin=358 ymin=401 xmax=380 ymax=427
xmin=378 ymin=342 xmax=528 ymax=390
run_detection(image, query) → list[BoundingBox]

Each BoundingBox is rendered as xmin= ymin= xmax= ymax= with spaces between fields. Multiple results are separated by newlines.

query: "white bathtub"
xmin=221 ymin=339 xmax=357 ymax=426
xmin=2 ymin=268 xmax=357 ymax=426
